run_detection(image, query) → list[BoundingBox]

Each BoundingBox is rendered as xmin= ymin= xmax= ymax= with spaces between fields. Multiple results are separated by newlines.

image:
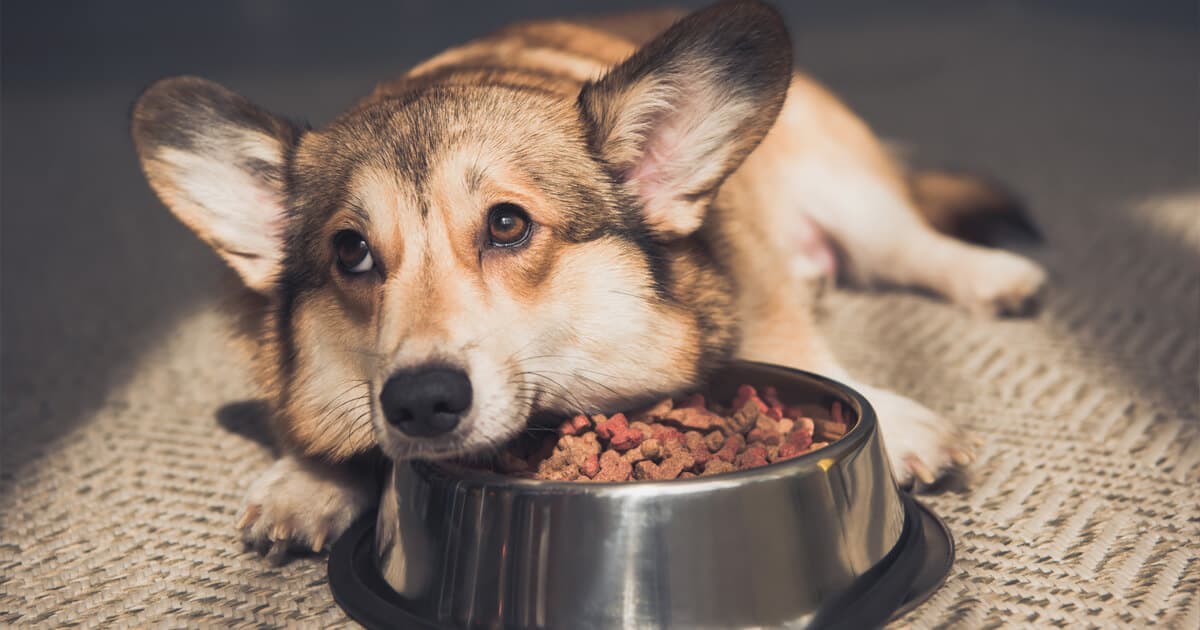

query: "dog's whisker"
xmin=314 ymin=394 xmax=371 ymax=431
xmin=310 ymin=380 xmax=371 ymax=418
xmin=517 ymin=367 xmax=623 ymax=400
xmin=515 ymin=371 xmax=588 ymax=415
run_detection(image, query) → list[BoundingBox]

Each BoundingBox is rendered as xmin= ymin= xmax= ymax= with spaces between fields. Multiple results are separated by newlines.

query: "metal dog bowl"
xmin=329 ymin=361 xmax=954 ymax=629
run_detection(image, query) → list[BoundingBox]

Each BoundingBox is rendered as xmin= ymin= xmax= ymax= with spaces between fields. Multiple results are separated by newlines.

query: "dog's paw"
xmin=954 ymin=250 xmax=1047 ymax=317
xmin=236 ymin=455 xmax=375 ymax=562
xmin=858 ymin=386 xmax=973 ymax=488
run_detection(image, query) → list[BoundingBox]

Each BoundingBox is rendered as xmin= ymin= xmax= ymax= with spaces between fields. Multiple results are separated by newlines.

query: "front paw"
xmin=237 ymin=455 xmax=376 ymax=562
xmin=859 ymin=386 xmax=973 ymax=488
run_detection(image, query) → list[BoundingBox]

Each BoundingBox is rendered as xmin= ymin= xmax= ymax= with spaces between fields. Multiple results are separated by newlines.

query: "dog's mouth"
xmin=376 ymin=434 xmax=479 ymax=462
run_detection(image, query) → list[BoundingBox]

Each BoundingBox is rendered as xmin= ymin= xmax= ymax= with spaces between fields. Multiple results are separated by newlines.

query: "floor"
xmin=2 ymin=1 xmax=1197 ymax=627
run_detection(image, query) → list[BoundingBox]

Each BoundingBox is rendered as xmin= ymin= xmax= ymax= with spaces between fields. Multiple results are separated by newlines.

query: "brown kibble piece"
xmin=684 ymin=431 xmax=713 ymax=466
xmin=662 ymin=406 xmax=723 ymax=431
xmin=593 ymin=450 xmax=633 ymax=481
xmin=596 ymin=413 xmax=644 ymax=451
xmin=732 ymin=384 xmax=768 ymax=413
xmin=610 ymin=429 xmax=644 ymax=451
xmin=581 ymin=453 xmax=600 ymax=478
xmin=632 ymin=460 xmax=659 ymax=480
xmin=813 ymin=418 xmax=846 ymax=441
xmin=656 ymin=448 xmax=694 ymax=479
xmin=559 ymin=414 xmax=592 ymax=436
xmin=592 ymin=413 xmax=618 ymax=439
xmin=714 ymin=434 xmax=745 ymax=463
xmin=633 ymin=440 xmax=696 ymax=481
xmin=737 ymin=444 xmax=770 ymax=468
xmin=639 ymin=438 xmax=662 ymax=461
xmin=536 ymin=433 xmax=600 ymax=480
xmin=776 ymin=428 xmax=814 ymax=460
xmin=784 ymin=403 xmax=829 ymax=421
xmin=728 ymin=401 xmax=763 ymax=434
xmin=704 ymin=430 xmax=725 ymax=452
xmin=761 ymin=386 xmax=784 ymax=414
xmin=746 ymin=414 xmax=785 ymax=446
xmin=702 ymin=460 xmax=736 ymax=476
xmin=538 ymin=466 xmax=583 ymax=481
xmin=650 ymin=424 xmax=684 ymax=444
xmin=631 ymin=397 xmax=673 ymax=423
xmin=627 ymin=421 xmax=654 ymax=450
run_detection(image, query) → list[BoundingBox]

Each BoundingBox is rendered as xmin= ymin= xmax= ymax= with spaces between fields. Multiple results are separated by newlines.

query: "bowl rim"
xmin=411 ymin=360 xmax=879 ymax=496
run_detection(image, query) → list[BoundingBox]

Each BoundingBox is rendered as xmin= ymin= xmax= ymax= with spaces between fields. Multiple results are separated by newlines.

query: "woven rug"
xmin=2 ymin=194 xmax=1196 ymax=628
xmin=2 ymin=2 xmax=1196 ymax=628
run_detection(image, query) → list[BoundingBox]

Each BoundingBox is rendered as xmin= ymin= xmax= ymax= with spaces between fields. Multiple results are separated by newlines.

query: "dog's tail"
xmin=908 ymin=168 xmax=1042 ymax=244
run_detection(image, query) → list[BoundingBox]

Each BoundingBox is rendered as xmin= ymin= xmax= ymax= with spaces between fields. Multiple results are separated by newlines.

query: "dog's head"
xmin=131 ymin=1 xmax=791 ymax=462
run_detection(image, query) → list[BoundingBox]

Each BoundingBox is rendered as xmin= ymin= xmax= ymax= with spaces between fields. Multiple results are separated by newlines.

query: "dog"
xmin=131 ymin=0 xmax=1046 ymax=557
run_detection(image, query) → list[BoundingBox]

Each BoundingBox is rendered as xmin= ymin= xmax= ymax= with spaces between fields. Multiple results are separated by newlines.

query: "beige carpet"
xmin=2 ymin=195 xmax=1196 ymax=627
xmin=2 ymin=2 xmax=1197 ymax=628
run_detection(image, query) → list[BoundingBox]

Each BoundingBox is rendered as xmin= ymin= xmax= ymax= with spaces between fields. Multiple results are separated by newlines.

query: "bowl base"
xmin=328 ymin=493 xmax=953 ymax=629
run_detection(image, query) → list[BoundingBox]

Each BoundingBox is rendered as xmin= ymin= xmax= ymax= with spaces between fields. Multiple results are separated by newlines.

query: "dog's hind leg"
xmin=740 ymin=74 xmax=1047 ymax=316
xmin=794 ymin=159 xmax=1047 ymax=317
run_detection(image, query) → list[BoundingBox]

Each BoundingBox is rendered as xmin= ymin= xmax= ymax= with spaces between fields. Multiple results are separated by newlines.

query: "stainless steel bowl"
xmin=329 ymin=361 xmax=953 ymax=629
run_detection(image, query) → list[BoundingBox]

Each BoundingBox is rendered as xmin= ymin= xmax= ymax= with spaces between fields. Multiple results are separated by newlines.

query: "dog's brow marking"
xmin=347 ymin=199 xmax=370 ymax=223
xmin=465 ymin=159 xmax=487 ymax=193
xmin=414 ymin=182 xmax=431 ymax=220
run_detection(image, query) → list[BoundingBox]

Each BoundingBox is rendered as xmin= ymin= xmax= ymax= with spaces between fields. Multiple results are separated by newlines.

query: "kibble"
xmin=463 ymin=385 xmax=854 ymax=481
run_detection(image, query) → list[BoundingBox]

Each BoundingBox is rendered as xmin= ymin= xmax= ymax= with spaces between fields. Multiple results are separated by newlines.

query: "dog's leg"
xmin=718 ymin=77 xmax=979 ymax=483
xmin=799 ymin=164 xmax=1047 ymax=316
xmin=745 ymin=75 xmax=1046 ymax=316
xmin=847 ymin=383 xmax=973 ymax=486
xmin=236 ymin=454 xmax=377 ymax=562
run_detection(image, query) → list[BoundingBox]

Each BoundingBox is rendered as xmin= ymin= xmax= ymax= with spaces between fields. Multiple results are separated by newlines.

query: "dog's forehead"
xmin=321 ymin=91 xmax=569 ymax=173
xmin=291 ymin=87 xmax=625 ymax=239
xmin=298 ymin=91 xmax=576 ymax=201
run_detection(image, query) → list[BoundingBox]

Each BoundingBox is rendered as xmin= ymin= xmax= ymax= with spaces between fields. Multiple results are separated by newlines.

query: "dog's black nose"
xmin=380 ymin=366 xmax=472 ymax=437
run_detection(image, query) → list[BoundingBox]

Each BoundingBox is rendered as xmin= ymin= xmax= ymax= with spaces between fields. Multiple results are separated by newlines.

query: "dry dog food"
xmin=464 ymin=385 xmax=853 ymax=482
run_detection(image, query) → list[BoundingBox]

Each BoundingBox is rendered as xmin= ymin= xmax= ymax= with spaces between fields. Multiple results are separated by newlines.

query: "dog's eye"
xmin=334 ymin=230 xmax=374 ymax=274
xmin=487 ymin=203 xmax=532 ymax=247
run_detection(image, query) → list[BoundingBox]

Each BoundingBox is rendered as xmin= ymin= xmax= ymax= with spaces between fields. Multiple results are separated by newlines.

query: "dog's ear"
xmin=131 ymin=76 xmax=301 ymax=293
xmin=579 ymin=0 xmax=792 ymax=238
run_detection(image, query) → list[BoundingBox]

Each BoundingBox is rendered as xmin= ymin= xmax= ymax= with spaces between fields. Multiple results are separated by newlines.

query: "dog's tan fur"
xmin=132 ymin=1 xmax=1045 ymax=554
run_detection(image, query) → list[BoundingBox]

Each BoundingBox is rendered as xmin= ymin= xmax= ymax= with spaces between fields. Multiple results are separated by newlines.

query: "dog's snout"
xmin=380 ymin=366 xmax=472 ymax=437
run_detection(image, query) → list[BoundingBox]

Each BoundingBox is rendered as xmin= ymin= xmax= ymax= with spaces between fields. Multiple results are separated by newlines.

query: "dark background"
xmin=2 ymin=1 xmax=1196 ymax=461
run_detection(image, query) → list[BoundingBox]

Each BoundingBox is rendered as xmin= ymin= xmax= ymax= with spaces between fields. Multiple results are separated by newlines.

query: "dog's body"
xmin=132 ymin=2 xmax=1045 ymax=555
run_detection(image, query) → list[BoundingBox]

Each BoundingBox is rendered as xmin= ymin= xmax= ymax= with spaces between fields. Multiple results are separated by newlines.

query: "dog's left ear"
xmin=579 ymin=0 xmax=792 ymax=238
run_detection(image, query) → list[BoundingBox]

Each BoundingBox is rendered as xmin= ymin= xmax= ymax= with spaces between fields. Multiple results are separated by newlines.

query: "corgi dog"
xmin=131 ymin=0 xmax=1046 ymax=556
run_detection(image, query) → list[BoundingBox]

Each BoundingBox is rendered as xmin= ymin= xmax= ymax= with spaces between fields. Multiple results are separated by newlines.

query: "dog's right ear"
xmin=131 ymin=76 xmax=301 ymax=294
